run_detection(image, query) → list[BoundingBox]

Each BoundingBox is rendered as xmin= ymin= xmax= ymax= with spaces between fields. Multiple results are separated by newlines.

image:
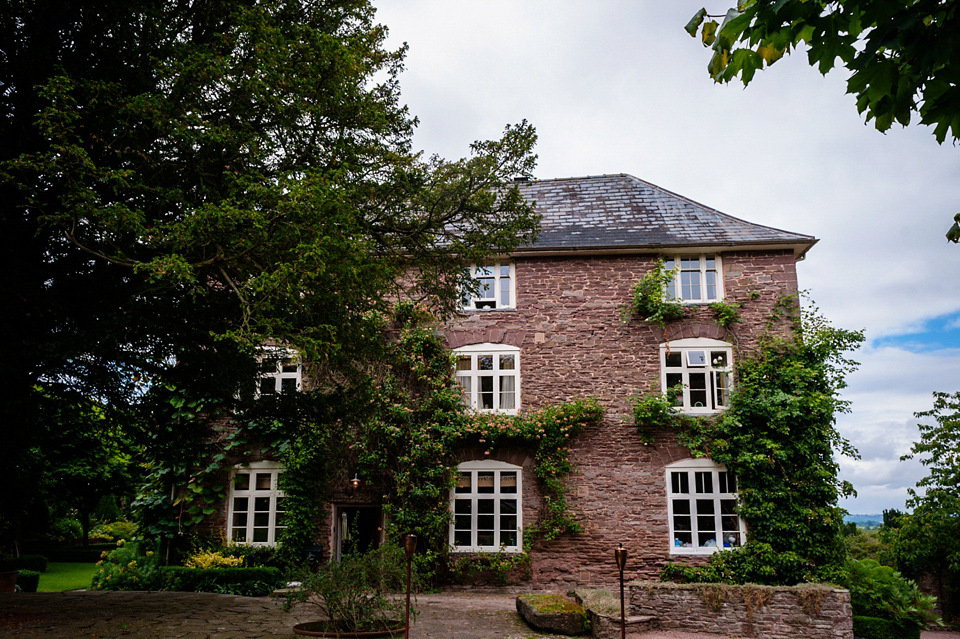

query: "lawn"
xmin=37 ymin=562 xmax=97 ymax=592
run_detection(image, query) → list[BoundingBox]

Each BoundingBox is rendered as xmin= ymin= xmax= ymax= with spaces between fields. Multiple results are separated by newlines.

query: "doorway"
xmin=333 ymin=505 xmax=383 ymax=561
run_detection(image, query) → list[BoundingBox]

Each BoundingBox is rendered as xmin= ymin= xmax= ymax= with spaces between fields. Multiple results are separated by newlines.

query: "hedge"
xmin=9 ymin=555 xmax=49 ymax=572
xmin=158 ymin=566 xmax=283 ymax=597
xmin=852 ymin=615 xmax=921 ymax=639
xmin=16 ymin=570 xmax=40 ymax=593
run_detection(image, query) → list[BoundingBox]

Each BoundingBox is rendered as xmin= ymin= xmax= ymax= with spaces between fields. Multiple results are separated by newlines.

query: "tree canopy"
xmin=1 ymin=0 xmax=539 ymax=546
xmin=686 ymin=1 xmax=960 ymax=240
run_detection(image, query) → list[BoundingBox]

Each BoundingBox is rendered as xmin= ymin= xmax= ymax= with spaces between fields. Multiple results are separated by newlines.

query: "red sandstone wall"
xmin=444 ymin=250 xmax=801 ymax=589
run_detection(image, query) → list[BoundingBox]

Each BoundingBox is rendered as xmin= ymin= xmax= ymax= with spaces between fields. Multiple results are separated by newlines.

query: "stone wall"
xmin=619 ymin=581 xmax=853 ymax=639
xmin=445 ymin=251 xmax=801 ymax=589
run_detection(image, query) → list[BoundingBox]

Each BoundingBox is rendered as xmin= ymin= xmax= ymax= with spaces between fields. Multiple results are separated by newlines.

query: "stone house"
xmin=222 ymin=173 xmax=817 ymax=589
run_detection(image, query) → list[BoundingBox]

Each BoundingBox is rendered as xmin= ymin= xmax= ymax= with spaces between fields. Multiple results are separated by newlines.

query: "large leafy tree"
xmin=1 ymin=0 xmax=539 ymax=547
xmin=685 ymin=0 xmax=960 ymax=241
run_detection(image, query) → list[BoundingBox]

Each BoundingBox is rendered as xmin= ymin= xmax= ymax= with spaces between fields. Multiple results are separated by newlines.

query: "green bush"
xmin=159 ymin=566 xmax=283 ymax=596
xmin=853 ymin=615 xmax=921 ymax=639
xmin=90 ymin=541 xmax=162 ymax=591
xmin=2 ymin=555 xmax=48 ymax=572
xmin=660 ymin=542 xmax=812 ymax=585
xmin=16 ymin=570 xmax=40 ymax=593
xmin=91 ymin=521 xmax=137 ymax=542
xmin=845 ymin=559 xmax=939 ymax=632
xmin=220 ymin=544 xmax=281 ymax=568
xmin=47 ymin=517 xmax=82 ymax=541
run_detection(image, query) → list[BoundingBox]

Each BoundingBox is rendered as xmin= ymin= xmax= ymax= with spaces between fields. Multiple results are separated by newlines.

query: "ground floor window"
xmin=450 ymin=460 xmax=522 ymax=553
xmin=227 ymin=461 xmax=285 ymax=545
xmin=666 ymin=458 xmax=744 ymax=554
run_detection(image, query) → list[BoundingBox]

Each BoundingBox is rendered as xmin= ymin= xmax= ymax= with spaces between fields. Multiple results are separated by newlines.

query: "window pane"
xmin=253 ymin=528 xmax=268 ymax=543
xmin=689 ymin=373 xmax=707 ymax=407
xmin=456 ymin=473 xmax=472 ymax=494
xmin=665 ymin=352 xmax=682 ymax=367
xmin=695 ymin=472 xmax=713 ymax=494
xmin=255 ymin=496 xmax=270 ymax=512
xmin=715 ymin=372 xmax=729 ymax=407
xmin=722 ymin=515 xmax=739 ymax=532
xmin=477 ymin=474 xmax=495 ymax=494
xmin=500 ymin=473 xmax=517 ymax=494
xmin=671 ymin=474 xmax=689 ymax=495
xmin=454 ymin=530 xmax=472 ymax=546
xmin=233 ymin=497 xmax=248 ymax=512
xmin=499 ymin=354 xmax=515 ymax=370
xmin=256 ymin=473 xmax=271 ymax=490
xmin=681 ymin=270 xmax=701 ymax=300
xmin=698 ymin=533 xmax=717 ymax=547
xmin=687 ymin=351 xmax=707 ymax=367
xmin=280 ymin=377 xmax=297 ymax=393
xmin=477 ymin=516 xmax=495 ymax=530
xmin=500 ymin=264 xmax=510 ymax=276
xmin=710 ymin=351 xmax=728 ymax=368
xmin=501 ymin=515 xmax=517 ymax=532
xmin=259 ymin=378 xmax=276 ymax=395
xmin=479 ymin=376 xmax=494 ymax=409
xmin=478 ymin=355 xmax=493 ymax=371
xmin=232 ymin=529 xmax=247 ymax=542
xmin=454 ymin=499 xmax=471 ymax=514
xmin=705 ymin=270 xmax=717 ymax=300
xmin=500 ymin=277 xmax=510 ymax=307
xmin=720 ymin=499 xmax=737 ymax=515
xmin=696 ymin=499 xmax=715 ymax=515
xmin=477 ymin=531 xmax=495 ymax=546
xmin=501 ymin=498 xmax=517 ymax=514
xmin=697 ymin=516 xmax=716 ymax=532
xmin=455 ymin=515 xmax=472 ymax=530
xmin=673 ymin=516 xmax=691 ymax=531
xmin=723 ymin=532 xmax=741 ymax=548
xmin=254 ymin=513 xmax=269 ymax=527
xmin=674 ymin=532 xmax=692 ymax=547
xmin=281 ymin=360 xmax=298 ymax=373
xmin=705 ymin=256 xmax=715 ymax=269
xmin=499 ymin=375 xmax=515 ymax=410
xmin=233 ymin=512 xmax=247 ymax=527
xmin=501 ymin=530 xmax=517 ymax=546
xmin=456 ymin=356 xmax=472 ymax=371
xmin=477 ymin=498 xmax=494 ymax=513
xmin=476 ymin=266 xmax=493 ymax=277
xmin=456 ymin=376 xmax=471 ymax=399
xmin=672 ymin=499 xmax=690 ymax=514
xmin=478 ymin=277 xmax=494 ymax=299
xmin=234 ymin=474 xmax=250 ymax=491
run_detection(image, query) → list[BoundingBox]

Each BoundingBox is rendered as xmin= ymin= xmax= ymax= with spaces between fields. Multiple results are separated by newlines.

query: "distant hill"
xmin=844 ymin=513 xmax=884 ymax=530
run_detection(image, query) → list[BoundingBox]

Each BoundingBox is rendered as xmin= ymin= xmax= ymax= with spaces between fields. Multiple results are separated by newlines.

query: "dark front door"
xmin=334 ymin=505 xmax=382 ymax=560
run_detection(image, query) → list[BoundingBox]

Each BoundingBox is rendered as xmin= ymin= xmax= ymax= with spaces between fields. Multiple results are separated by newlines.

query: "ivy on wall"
xmin=644 ymin=298 xmax=864 ymax=584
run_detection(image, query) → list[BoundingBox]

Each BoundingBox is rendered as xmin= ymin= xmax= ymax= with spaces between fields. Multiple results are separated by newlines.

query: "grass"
xmin=37 ymin=562 xmax=97 ymax=592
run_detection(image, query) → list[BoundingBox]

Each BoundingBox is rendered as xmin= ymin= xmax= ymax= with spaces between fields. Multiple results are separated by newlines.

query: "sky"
xmin=372 ymin=1 xmax=960 ymax=514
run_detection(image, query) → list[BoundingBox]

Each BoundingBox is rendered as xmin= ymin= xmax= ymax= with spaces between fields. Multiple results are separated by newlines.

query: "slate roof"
xmin=514 ymin=174 xmax=817 ymax=257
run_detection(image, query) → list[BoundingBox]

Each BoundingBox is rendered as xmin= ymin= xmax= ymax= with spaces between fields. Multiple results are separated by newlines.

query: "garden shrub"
xmin=91 ymin=520 xmax=137 ymax=542
xmin=16 ymin=570 xmax=40 ymax=592
xmin=853 ymin=615 xmax=921 ymax=639
xmin=220 ymin=543 xmax=281 ymax=568
xmin=5 ymin=554 xmax=48 ymax=572
xmin=184 ymin=550 xmax=242 ymax=570
xmin=90 ymin=541 xmax=162 ymax=591
xmin=660 ymin=542 xmax=811 ymax=585
xmin=845 ymin=559 xmax=939 ymax=632
xmin=159 ymin=566 xmax=282 ymax=596
xmin=47 ymin=517 xmax=82 ymax=541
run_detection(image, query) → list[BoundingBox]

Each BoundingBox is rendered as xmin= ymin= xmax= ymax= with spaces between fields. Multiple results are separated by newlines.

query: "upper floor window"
xmin=461 ymin=262 xmax=515 ymax=310
xmin=661 ymin=338 xmax=732 ymax=414
xmin=667 ymin=458 xmax=744 ymax=555
xmin=259 ymin=351 xmax=301 ymax=396
xmin=228 ymin=461 xmax=286 ymax=546
xmin=450 ymin=460 xmax=523 ymax=553
xmin=454 ymin=343 xmax=519 ymax=414
xmin=664 ymin=255 xmax=722 ymax=303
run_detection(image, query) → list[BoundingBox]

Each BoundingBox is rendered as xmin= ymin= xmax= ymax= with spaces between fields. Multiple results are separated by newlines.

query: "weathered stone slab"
xmin=516 ymin=594 xmax=588 ymax=636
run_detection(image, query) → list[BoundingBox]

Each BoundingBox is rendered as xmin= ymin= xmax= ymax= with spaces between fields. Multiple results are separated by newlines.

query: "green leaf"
xmin=946 ymin=215 xmax=960 ymax=243
xmin=685 ymin=8 xmax=708 ymax=37
xmin=702 ymin=19 xmax=719 ymax=46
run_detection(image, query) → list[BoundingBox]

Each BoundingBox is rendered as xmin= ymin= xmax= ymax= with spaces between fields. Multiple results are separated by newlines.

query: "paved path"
xmin=1 ymin=591 xmax=958 ymax=638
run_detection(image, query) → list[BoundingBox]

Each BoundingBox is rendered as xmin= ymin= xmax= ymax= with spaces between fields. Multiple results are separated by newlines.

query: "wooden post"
xmin=615 ymin=543 xmax=627 ymax=639
xmin=404 ymin=533 xmax=417 ymax=639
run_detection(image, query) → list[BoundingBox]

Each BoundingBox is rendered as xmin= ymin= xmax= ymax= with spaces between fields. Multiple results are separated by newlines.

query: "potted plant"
xmin=285 ymin=543 xmax=413 ymax=637
xmin=0 ymin=558 xmax=19 ymax=593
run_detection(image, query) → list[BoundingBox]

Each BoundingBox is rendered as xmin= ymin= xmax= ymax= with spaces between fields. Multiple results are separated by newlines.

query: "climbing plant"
xmin=622 ymin=260 xmax=686 ymax=328
xmin=658 ymin=299 xmax=863 ymax=584
xmin=354 ymin=302 xmax=603 ymax=581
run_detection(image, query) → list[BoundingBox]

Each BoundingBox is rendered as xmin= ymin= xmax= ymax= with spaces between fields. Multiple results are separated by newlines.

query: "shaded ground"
xmin=0 ymin=591 xmax=958 ymax=638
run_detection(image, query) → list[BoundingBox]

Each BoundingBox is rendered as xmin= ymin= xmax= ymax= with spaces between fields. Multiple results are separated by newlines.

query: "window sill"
xmin=459 ymin=307 xmax=517 ymax=314
xmin=449 ymin=547 xmax=524 ymax=554
xmin=669 ymin=546 xmax=739 ymax=555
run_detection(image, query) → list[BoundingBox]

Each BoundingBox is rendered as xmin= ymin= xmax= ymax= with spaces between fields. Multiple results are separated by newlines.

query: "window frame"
xmin=461 ymin=261 xmax=516 ymax=311
xmin=257 ymin=349 xmax=302 ymax=396
xmin=449 ymin=460 xmax=523 ymax=554
xmin=454 ymin=343 xmax=520 ymax=415
xmin=660 ymin=338 xmax=733 ymax=415
xmin=227 ymin=461 xmax=286 ymax=546
xmin=666 ymin=458 xmax=745 ymax=555
xmin=663 ymin=254 xmax=723 ymax=304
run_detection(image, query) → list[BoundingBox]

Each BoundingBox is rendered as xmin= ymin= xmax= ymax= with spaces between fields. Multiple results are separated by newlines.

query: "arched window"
xmin=454 ymin=343 xmax=520 ymax=414
xmin=666 ymin=458 xmax=745 ymax=554
xmin=449 ymin=460 xmax=523 ymax=553
xmin=660 ymin=338 xmax=732 ymax=414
